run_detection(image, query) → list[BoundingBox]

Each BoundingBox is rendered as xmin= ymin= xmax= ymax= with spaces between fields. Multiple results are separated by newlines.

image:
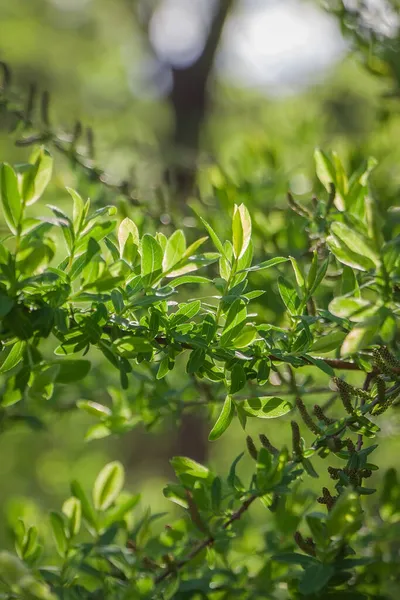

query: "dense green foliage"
xmin=0 ymin=139 xmax=399 ymax=599
xmin=2 ymin=2 xmax=400 ymax=598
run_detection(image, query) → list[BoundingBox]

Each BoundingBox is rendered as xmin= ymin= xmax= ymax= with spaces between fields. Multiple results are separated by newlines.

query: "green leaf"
xmin=103 ymin=492 xmax=140 ymax=527
xmin=219 ymin=240 xmax=232 ymax=281
xmin=309 ymin=257 xmax=329 ymax=295
xmin=299 ymin=563 xmax=335 ymax=595
xmin=341 ymin=323 xmax=379 ymax=355
xmin=28 ymin=364 xmax=59 ymax=401
xmin=314 ymin=148 xmax=336 ymax=192
xmin=62 ymin=497 xmax=82 ymax=538
xmin=182 ymin=236 xmax=208 ymax=260
xmin=22 ymin=148 xmax=53 ymax=206
xmin=118 ymin=217 xmax=139 ymax=262
xmin=49 ymin=512 xmax=68 ymax=556
xmin=93 ymin=461 xmax=125 ymax=511
xmin=0 ymin=291 xmax=14 ymax=318
xmin=163 ymin=230 xmax=186 ymax=272
xmin=311 ymin=331 xmax=347 ymax=353
xmin=0 ymin=551 xmax=30 ymax=585
xmin=70 ymin=480 xmax=97 ymax=530
xmin=230 ymin=364 xmax=246 ymax=394
xmin=112 ymin=336 xmax=153 ymax=357
xmin=330 ymin=222 xmax=379 ymax=266
xmin=170 ymin=275 xmax=211 ymax=287
xmin=171 ymin=300 xmax=201 ymax=324
xmin=140 ymin=234 xmax=163 ymax=285
xmin=53 ymin=359 xmax=91 ymax=383
xmin=240 ymin=396 xmax=292 ymax=419
xmin=77 ymin=400 xmax=111 ymax=418
xmin=329 ymin=296 xmax=374 ymax=322
xmin=232 ymin=325 xmax=257 ymax=348
xmin=327 ymin=234 xmax=376 ymax=272
xmin=303 ymin=354 xmax=335 ymax=377
xmin=232 ymin=203 xmax=252 ymax=259
xmin=289 ymin=256 xmax=305 ymax=290
xmin=170 ymin=456 xmax=211 ymax=480
xmin=272 ymin=552 xmax=318 ymax=568
xmin=200 ymin=217 xmax=225 ymax=255
xmin=209 ymin=395 xmax=235 ymax=441
xmin=241 ymin=256 xmax=288 ymax=273
xmin=186 ymin=348 xmax=206 ymax=374
xmin=0 ymin=341 xmax=26 ymax=373
xmin=278 ymin=276 xmax=300 ymax=315
xmin=220 ymin=299 xmax=247 ymax=347
xmin=0 ymin=163 xmax=22 ymax=234
xmin=68 ymin=187 xmax=86 ymax=233
xmin=326 ymin=490 xmax=362 ymax=538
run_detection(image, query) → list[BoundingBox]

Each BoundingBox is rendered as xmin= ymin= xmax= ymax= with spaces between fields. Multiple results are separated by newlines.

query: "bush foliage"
xmin=0 ymin=137 xmax=399 ymax=600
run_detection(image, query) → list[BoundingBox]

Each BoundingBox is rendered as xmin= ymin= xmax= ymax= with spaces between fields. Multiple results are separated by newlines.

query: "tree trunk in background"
xmin=166 ymin=0 xmax=233 ymax=463
xmin=165 ymin=0 xmax=234 ymax=198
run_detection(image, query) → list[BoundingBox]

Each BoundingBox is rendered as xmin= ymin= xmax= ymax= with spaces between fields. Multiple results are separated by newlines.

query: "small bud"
xmin=360 ymin=468 xmax=372 ymax=479
xmin=246 ymin=436 xmax=258 ymax=460
xmin=295 ymin=397 xmax=321 ymax=435
xmin=317 ymin=487 xmax=337 ymax=511
xmin=373 ymin=347 xmax=398 ymax=376
xmin=294 ymin=531 xmax=316 ymax=556
xmin=378 ymin=347 xmax=400 ymax=370
xmin=333 ymin=377 xmax=355 ymax=415
xmin=345 ymin=438 xmax=356 ymax=454
xmin=259 ymin=434 xmax=278 ymax=455
xmin=291 ymin=421 xmax=302 ymax=459
xmin=328 ymin=466 xmax=340 ymax=480
xmin=376 ymin=376 xmax=386 ymax=405
xmin=314 ymin=404 xmax=335 ymax=425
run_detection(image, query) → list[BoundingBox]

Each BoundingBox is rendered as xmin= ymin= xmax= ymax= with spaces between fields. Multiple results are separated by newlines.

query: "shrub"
xmin=0 ymin=144 xmax=399 ymax=599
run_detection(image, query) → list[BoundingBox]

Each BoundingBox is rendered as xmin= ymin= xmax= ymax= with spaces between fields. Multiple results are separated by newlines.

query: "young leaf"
xmin=22 ymin=148 xmax=53 ymax=206
xmin=0 ymin=163 xmax=22 ymax=234
xmin=200 ymin=217 xmax=225 ymax=255
xmin=232 ymin=203 xmax=252 ymax=259
xmin=241 ymin=256 xmax=288 ymax=273
xmin=241 ymin=396 xmax=292 ymax=419
xmin=68 ymin=187 xmax=86 ymax=233
xmin=49 ymin=512 xmax=68 ymax=556
xmin=70 ymin=480 xmax=97 ymax=530
xmin=62 ymin=497 xmax=82 ymax=538
xmin=278 ymin=276 xmax=300 ymax=315
xmin=0 ymin=341 xmax=26 ymax=374
xmin=170 ymin=457 xmax=211 ymax=480
xmin=209 ymin=395 xmax=235 ymax=441
xmin=163 ymin=230 xmax=186 ymax=272
xmin=93 ymin=461 xmax=125 ymax=511
xmin=330 ymin=222 xmax=379 ymax=266
xmin=289 ymin=256 xmax=305 ymax=290
xmin=118 ymin=217 xmax=139 ymax=260
xmin=140 ymin=234 xmax=163 ymax=285
xmin=220 ymin=299 xmax=247 ymax=347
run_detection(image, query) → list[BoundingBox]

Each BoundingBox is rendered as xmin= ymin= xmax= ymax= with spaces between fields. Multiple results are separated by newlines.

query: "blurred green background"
xmin=1 ymin=0 xmax=400 ymax=553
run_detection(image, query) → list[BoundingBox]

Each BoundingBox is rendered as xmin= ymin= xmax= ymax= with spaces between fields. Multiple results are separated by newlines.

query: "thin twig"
xmin=154 ymin=494 xmax=257 ymax=585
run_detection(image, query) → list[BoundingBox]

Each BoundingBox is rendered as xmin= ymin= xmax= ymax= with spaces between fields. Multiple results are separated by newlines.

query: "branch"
xmin=0 ymin=63 xmax=155 ymax=213
xmin=155 ymin=493 xmax=257 ymax=585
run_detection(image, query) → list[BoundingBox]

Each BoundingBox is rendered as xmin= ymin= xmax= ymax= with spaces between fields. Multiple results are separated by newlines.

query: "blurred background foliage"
xmin=1 ymin=0 xmax=400 ymax=557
